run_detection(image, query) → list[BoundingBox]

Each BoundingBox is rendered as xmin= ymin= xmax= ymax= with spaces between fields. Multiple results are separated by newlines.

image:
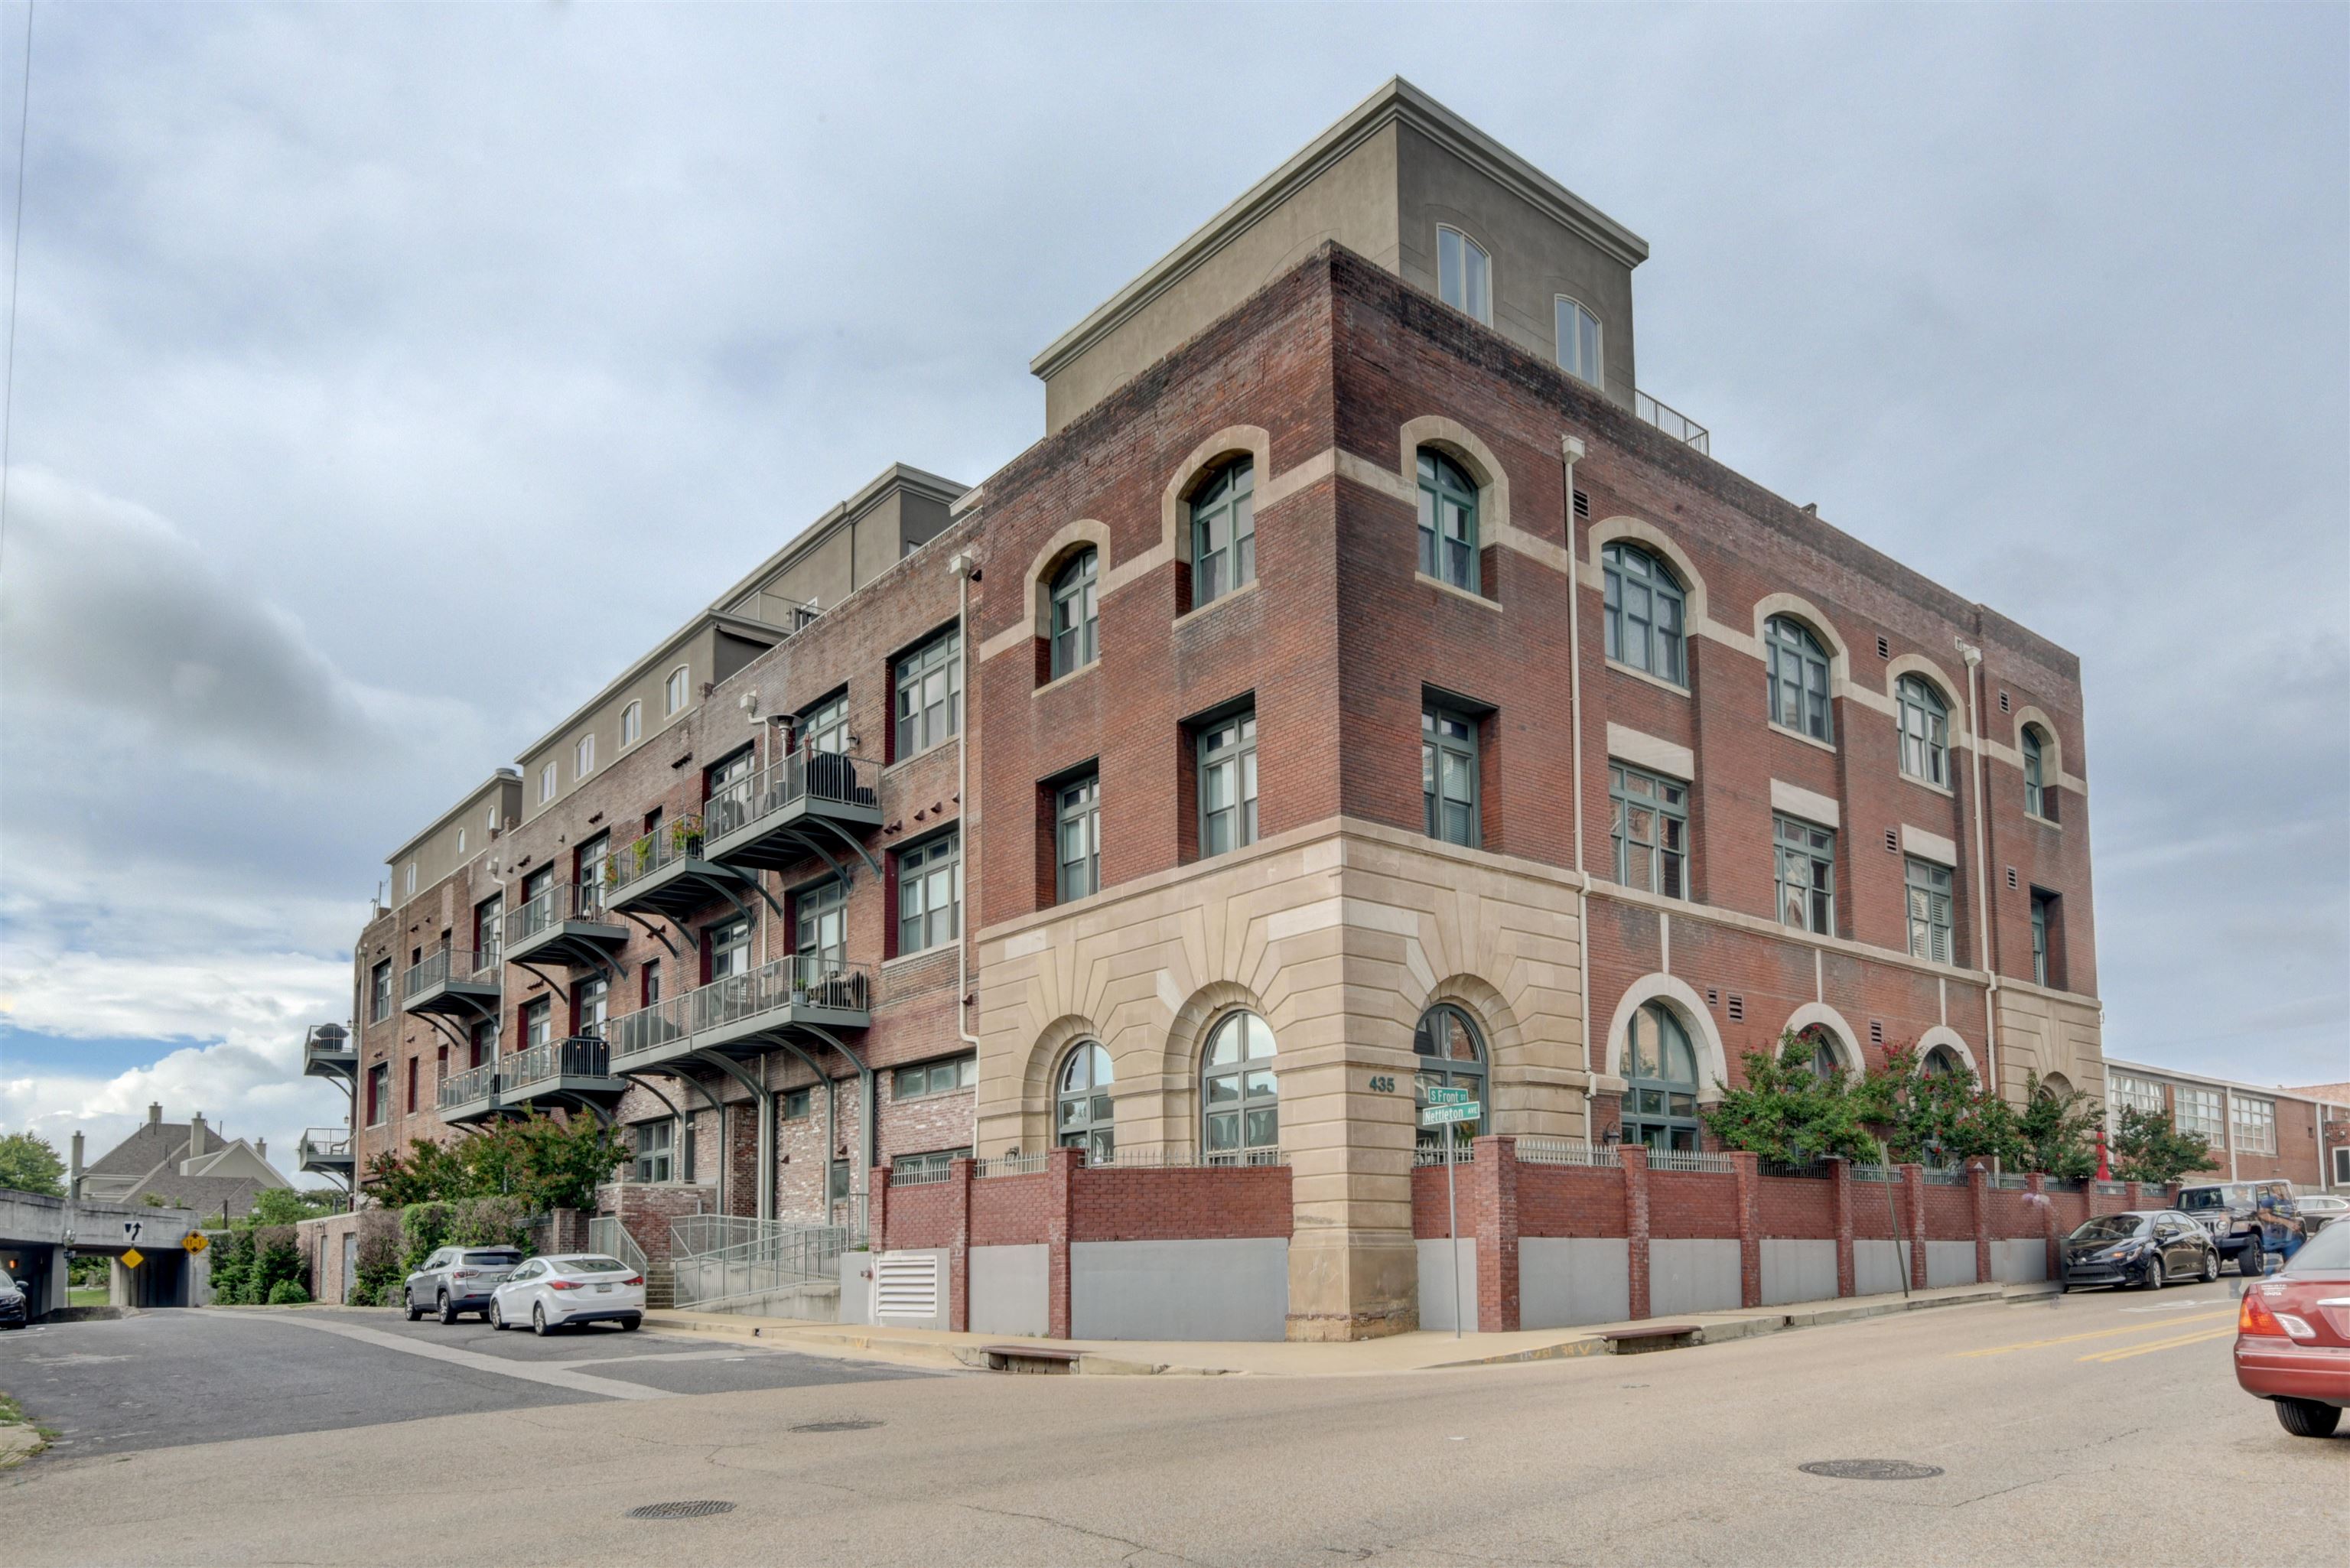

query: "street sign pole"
xmin=1445 ymin=1113 xmax=1461 ymax=1340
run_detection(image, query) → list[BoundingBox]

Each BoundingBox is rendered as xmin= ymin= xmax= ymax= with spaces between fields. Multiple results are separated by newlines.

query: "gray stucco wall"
xmin=1415 ymin=1237 xmax=1478 ymax=1333
xmin=1519 ymin=1237 xmax=1632 ymax=1329
xmin=1994 ymin=1238 xmax=2048 ymax=1283
xmin=970 ymin=1244 xmax=1050 ymax=1339
xmin=1925 ymin=1241 xmax=1978 ymax=1289
xmin=1649 ymin=1238 xmax=1741 ymax=1316
xmin=1070 ymin=1238 xmax=1287 ymax=1342
xmin=1759 ymin=1239 xmax=1837 ymax=1307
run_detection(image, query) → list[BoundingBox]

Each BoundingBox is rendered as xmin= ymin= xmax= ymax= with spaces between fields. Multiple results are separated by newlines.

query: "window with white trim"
xmin=2111 ymin=1074 xmax=2164 ymax=1119
xmin=1555 ymin=296 xmax=1601 ymax=386
xmin=1905 ymin=856 xmax=1954 ymax=964
xmin=1603 ymin=544 xmax=1688 ymax=685
xmin=2232 ymin=1095 xmax=2276 ymax=1155
xmin=1897 ymin=675 xmax=1951 ymax=787
xmin=1437 ymin=226 xmax=1491 ymax=324
xmin=1774 ymin=815 xmax=1835 ymax=935
xmin=1609 ymin=762 xmax=1688 ymax=897
xmin=574 ymin=733 xmax=594 ymax=779
xmin=620 ymin=700 xmax=642 ymax=747
xmin=538 ymin=761 xmax=557 ymax=804
xmin=665 ymin=665 xmax=690 ymax=715
xmin=2175 ymin=1085 xmax=2223 ymax=1143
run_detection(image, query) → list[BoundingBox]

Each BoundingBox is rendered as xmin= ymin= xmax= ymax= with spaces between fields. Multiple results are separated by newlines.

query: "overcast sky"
xmin=2 ymin=4 xmax=2344 ymax=1181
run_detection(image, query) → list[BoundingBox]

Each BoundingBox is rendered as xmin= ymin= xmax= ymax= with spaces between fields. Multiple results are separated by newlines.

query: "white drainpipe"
xmin=1958 ymin=641 xmax=2000 ymax=1101
xmin=1560 ymin=436 xmax=1593 ymax=1090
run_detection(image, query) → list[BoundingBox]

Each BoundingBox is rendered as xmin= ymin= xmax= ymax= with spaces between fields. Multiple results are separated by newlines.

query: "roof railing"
xmin=1635 ymin=389 xmax=1710 ymax=454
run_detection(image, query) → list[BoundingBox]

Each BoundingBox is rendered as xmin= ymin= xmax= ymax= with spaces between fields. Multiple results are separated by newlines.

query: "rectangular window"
xmin=641 ymin=960 xmax=661 ymax=1007
xmin=828 ymin=1161 xmax=851 ymax=1205
xmin=794 ymin=878 xmax=848 ymax=971
xmin=2175 ymin=1085 xmax=2224 ymax=1142
xmin=1774 ymin=815 xmax=1835 ymax=934
xmin=474 ymin=894 xmax=503 ymax=969
xmin=2029 ymin=890 xmax=2055 ymax=987
xmin=1556 ymin=296 xmax=1601 ymax=387
xmin=782 ymin=1087 xmax=812 ymax=1121
xmin=2111 ymin=1074 xmax=2164 ymax=1118
xmin=633 ymin=1121 xmax=673 ymax=1183
xmin=2233 ymin=1095 xmax=2276 ymax=1155
xmin=1197 ymin=710 xmax=1258 ymax=857
xmin=574 ymin=831 xmax=609 ymax=912
xmin=798 ymin=690 xmax=851 ymax=756
xmin=521 ymin=996 xmax=553 ymax=1049
xmin=405 ymin=1056 xmax=418 ymax=1114
xmin=1905 ymin=857 xmax=1955 ymax=965
xmin=1422 ymin=704 xmax=1479 ymax=848
xmin=572 ymin=975 xmax=608 ymax=1039
xmin=369 ymin=960 xmax=392 ymax=1022
xmin=1609 ymin=763 xmax=1688 ymax=897
xmin=893 ymin=1056 xmax=978 ymax=1100
xmin=1437 ymin=225 xmax=1491 ymax=324
xmin=896 ymin=831 xmax=961 ymax=955
xmin=892 ymin=1148 xmax=973 ymax=1183
xmin=893 ymin=628 xmax=962 ymax=759
xmin=1056 ymin=773 xmax=1102 ymax=903
xmin=705 ymin=916 xmax=751 ymax=981
xmin=468 ymin=1019 xmax=495 ymax=1071
xmin=704 ymin=745 xmax=753 ymax=805
xmin=366 ymin=1063 xmax=388 ymax=1126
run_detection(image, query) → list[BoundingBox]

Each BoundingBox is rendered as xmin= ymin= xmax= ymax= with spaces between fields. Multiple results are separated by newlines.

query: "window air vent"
xmin=1876 ymin=636 xmax=1890 ymax=659
xmin=1573 ymin=489 xmax=1590 ymax=519
xmin=1706 ymin=987 xmax=1720 ymax=1008
xmin=2006 ymin=867 xmax=2019 ymax=890
xmin=1884 ymin=828 xmax=1899 ymax=854
xmin=1727 ymin=994 xmax=1745 ymax=1023
xmin=1998 ymin=690 xmax=2011 ymax=714
xmin=1870 ymin=1020 xmax=1885 ymax=1046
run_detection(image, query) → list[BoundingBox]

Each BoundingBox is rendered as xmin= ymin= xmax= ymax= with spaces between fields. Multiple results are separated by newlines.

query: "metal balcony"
xmin=503 ymin=882 xmax=628 ymax=971
xmin=295 ymin=1127 xmax=354 ymax=1175
xmin=610 ymin=957 xmax=871 ymax=1074
xmin=601 ymin=815 xmax=753 ymax=919
xmin=703 ymin=751 xmax=882 ymax=874
xmin=610 ymin=992 xmax=695 ymax=1072
xmin=500 ymin=1035 xmax=627 ymax=1113
xmin=436 ymin=1060 xmax=505 ymax=1124
xmin=1634 ymin=389 xmax=1710 ymax=455
xmin=302 ymin=1023 xmax=356 ymax=1082
xmin=401 ymin=947 xmax=501 ymax=1017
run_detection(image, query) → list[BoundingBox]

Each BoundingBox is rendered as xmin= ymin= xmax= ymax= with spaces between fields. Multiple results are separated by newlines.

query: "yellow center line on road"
xmin=1952 ymin=1309 xmax=2236 ymax=1358
xmin=2079 ymin=1326 xmax=2238 ymax=1364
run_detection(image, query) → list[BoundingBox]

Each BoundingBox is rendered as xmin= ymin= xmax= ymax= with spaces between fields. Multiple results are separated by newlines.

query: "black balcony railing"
xmin=504 ymin=1035 xmax=612 ymax=1089
xmin=402 ymin=948 xmax=499 ymax=1000
xmin=705 ymin=751 xmax=880 ymax=841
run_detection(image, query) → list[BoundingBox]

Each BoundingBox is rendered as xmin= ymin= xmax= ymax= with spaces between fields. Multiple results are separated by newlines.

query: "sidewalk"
xmin=644 ymin=1278 xmax=2056 ymax=1376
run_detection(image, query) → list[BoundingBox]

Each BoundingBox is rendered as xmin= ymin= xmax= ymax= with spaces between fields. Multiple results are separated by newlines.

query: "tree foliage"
xmin=0 ymin=1131 xmax=67 ymax=1198
xmin=248 ymin=1187 xmax=341 ymax=1226
xmin=1700 ymin=1033 xmax=1880 ymax=1162
xmin=2014 ymin=1072 xmax=2102 ymax=1182
xmin=361 ymin=1114 xmax=628 ymax=1214
xmin=2111 ymin=1106 xmax=2213 ymax=1185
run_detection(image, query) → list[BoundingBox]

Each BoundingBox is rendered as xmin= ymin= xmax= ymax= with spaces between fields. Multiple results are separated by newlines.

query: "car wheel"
xmin=532 ymin=1302 xmax=551 ymax=1337
xmin=621 ymin=1315 xmax=641 ymax=1332
xmin=2239 ymin=1241 xmax=2264 ymax=1278
xmin=2139 ymin=1255 xmax=2165 ymax=1290
xmin=438 ymin=1291 xmax=457 ymax=1326
xmin=2274 ymin=1398 xmax=2342 ymax=1440
xmin=488 ymin=1300 xmax=504 ymax=1331
xmin=2199 ymin=1249 xmax=2218 ymax=1283
xmin=404 ymin=1291 xmax=424 ymax=1322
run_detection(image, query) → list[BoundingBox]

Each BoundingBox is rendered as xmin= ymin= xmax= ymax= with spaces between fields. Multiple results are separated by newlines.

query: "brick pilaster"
xmin=947 ymin=1156 xmax=974 ymax=1332
xmin=1968 ymin=1160 xmax=1992 ymax=1286
xmin=1046 ymin=1146 xmax=1080 ymax=1340
xmin=870 ymin=1161 xmax=891 ymax=1251
xmin=1471 ymin=1135 xmax=1519 ymax=1334
xmin=1730 ymin=1150 xmax=1761 ymax=1309
xmin=1901 ymin=1164 xmax=1928 ymax=1290
xmin=1620 ymin=1143 xmax=1651 ymax=1321
xmin=1830 ymin=1156 xmax=1855 ymax=1297
xmin=2124 ymin=1180 xmax=2144 ymax=1209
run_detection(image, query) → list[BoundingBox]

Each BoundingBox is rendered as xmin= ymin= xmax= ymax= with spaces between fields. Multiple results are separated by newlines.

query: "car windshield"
xmin=2177 ymin=1189 xmax=2231 ymax=1211
xmin=553 ymin=1257 xmax=630 ymax=1275
xmin=2069 ymin=1215 xmax=2147 ymax=1242
xmin=2284 ymin=1222 xmax=2350 ymax=1274
xmin=463 ymin=1251 xmax=521 ymax=1266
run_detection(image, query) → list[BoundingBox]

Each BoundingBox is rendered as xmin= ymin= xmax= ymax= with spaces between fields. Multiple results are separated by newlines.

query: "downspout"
xmin=1958 ymin=642 xmax=2000 ymax=1101
xmin=1560 ymin=436 xmax=1593 ymax=1088
xmin=949 ymin=551 xmax=984 ymax=1055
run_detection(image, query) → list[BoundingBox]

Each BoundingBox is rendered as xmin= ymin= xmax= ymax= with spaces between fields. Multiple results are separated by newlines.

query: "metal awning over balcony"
xmin=602 ymin=815 xmax=757 ymax=920
xmin=436 ymin=1061 xmax=505 ymax=1124
xmin=503 ymin=883 xmax=628 ymax=973
xmin=302 ymin=1023 xmax=356 ymax=1081
xmin=500 ymin=1036 xmax=627 ymax=1116
xmin=610 ymin=957 xmax=872 ymax=1076
xmin=402 ymin=948 xmax=502 ymax=1017
xmin=296 ymin=1127 xmax=354 ymax=1175
xmin=703 ymin=752 xmax=883 ymax=878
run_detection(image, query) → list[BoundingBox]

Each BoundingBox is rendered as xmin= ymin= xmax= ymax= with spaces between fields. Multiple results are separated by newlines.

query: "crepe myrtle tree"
xmin=2111 ymin=1107 xmax=2215 ymax=1186
xmin=1704 ymin=1031 xmax=1882 ymax=1163
xmin=363 ymin=1114 xmax=629 ymax=1215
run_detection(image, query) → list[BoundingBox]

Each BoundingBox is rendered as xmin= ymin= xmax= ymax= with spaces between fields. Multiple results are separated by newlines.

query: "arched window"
xmin=1201 ymin=1010 xmax=1278 ymax=1164
xmin=1794 ymin=1025 xmax=1841 ymax=1082
xmin=1416 ymin=449 xmax=1479 ymax=591
xmin=620 ymin=700 xmax=643 ymax=747
xmin=1765 ymin=616 xmax=1832 ymax=742
xmin=1437 ymin=226 xmax=1491 ymax=324
xmin=1049 ymin=548 xmax=1099 ymax=678
xmin=1556 ymin=296 xmax=1602 ymax=387
xmin=1921 ymin=1043 xmax=1966 ymax=1080
xmin=665 ymin=665 xmax=691 ymax=716
xmin=1056 ymin=1041 xmax=1115 ymax=1162
xmin=1603 ymin=544 xmax=1688 ymax=686
xmin=1413 ymin=1004 xmax=1487 ymax=1153
xmin=1896 ymin=675 xmax=1950 ymax=786
xmin=1189 ymin=460 xmax=1256 ymax=608
xmin=1623 ymin=1001 xmax=1700 ymax=1150
xmin=2021 ymin=725 xmax=2052 ymax=820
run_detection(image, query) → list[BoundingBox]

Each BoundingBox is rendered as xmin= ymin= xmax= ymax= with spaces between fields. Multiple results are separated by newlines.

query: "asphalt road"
xmin=2 ymin=1288 xmax=2340 ymax=1567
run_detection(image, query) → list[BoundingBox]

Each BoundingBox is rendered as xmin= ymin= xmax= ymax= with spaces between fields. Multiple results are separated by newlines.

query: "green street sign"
xmin=1421 ymin=1102 xmax=1480 ymax=1127
xmin=1424 ymin=1086 xmax=1473 ymax=1107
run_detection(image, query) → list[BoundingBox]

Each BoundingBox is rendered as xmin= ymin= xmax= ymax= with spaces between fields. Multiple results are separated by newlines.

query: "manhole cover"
xmin=791 ymin=1418 xmax=882 ymax=1433
xmin=1798 ymin=1460 xmax=1944 ymax=1482
xmin=625 ymin=1501 xmax=737 ymax=1521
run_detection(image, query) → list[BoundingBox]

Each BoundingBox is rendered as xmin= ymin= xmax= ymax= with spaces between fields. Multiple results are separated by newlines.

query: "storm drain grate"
xmin=792 ymin=1418 xmax=883 ymax=1433
xmin=1798 ymin=1460 xmax=1943 ymax=1482
xmin=626 ymin=1501 xmax=737 ymax=1521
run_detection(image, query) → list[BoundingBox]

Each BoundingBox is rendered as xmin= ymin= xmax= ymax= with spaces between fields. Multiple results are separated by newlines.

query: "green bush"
xmin=2113 ymin=1106 xmax=2212 ymax=1184
xmin=266 ymin=1279 xmax=311 ymax=1306
xmin=363 ymin=1114 xmax=630 ymax=1212
xmin=252 ymin=1224 xmax=306 ymax=1302
xmin=446 ymin=1194 xmax=532 ymax=1251
xmin=400 ymin=1202 xmax=453 ymax=1275
xmin=208 ymin=1228 xmax=259 ymax=1304
xmin=352 ymin=1210 xmax=404 ymax=1306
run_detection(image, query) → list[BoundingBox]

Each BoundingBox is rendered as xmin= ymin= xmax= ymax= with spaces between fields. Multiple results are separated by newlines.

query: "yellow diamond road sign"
xmin=182 ymin=1232 xmax=209 ymax=1255
xmin=121 ymin=1247 xmax=145 ymax=1270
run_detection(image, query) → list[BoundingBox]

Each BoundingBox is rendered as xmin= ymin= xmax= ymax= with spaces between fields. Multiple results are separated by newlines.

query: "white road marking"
xmin=259 ymin=1316 xmax=675 ymax=1401
xmin=562 ymin=1348 xmax=785 ymax=1369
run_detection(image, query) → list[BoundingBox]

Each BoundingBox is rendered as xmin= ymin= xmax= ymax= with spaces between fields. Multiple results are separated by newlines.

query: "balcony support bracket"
xmin=803 ymin=817 xmax=882 ymax=882
xmin=689 ymin=1049 xmax=776 ymax=1222
xmin=515 ymin=958 xmax=573 ymax=997
xmin=419 ymin=1013 xmax=470 ymax=1056
xmin=792 ymin=1023 xmax=877 ymax=1179
xmin=617 ymin=909 xmax=679 ymax=958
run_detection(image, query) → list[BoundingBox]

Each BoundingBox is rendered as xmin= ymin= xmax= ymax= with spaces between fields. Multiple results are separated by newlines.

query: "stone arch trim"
xmin=1752 ymin=591 xmax=1853 ymax=690
xmin=1020 ymin=520 xmax=1113 ymax=639
xmin=1398 ymin=415 xmax=1513 ymax=540
xmin=1885 ymin=652 xmax=1965 ymax=720
xmin=1600 ymin=973 xmax=1731 ymax=1103
xmin=1915 ymin=1025 xmax=1978 ymax=1080
xmin=1160 ymin=425 xmax=1273 ymax=562
xmin=1780 ymin=1002 xmax=1863 ymax=1074
xmin=2010 ymin=703 xmax=2065 ymax=779
xmin=1417 ymin=972 xmax=1527 ymax=1069
xmin=1160 ymin=978 xmax=1272 ymax=1153
xmin=1584 ymin=516 xmax=1710 ymax=630
xmin=1008 ymin=1013 xmax=1108 ymax=1156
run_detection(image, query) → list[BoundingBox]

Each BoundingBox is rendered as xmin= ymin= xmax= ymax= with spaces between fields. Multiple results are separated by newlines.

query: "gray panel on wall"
xmin=1416 ymin=1238 xmax=1478 ymax=1333
xmin=1854 ymin=1239 xmax=1909 ymax=1296
xmin=1070 ymin=1238 xmax=1288 ymax=1342
xmin=1925 ymin=1241 xmax=1977 ymax=1289
xmin=1759 ymin=1238 xmax=1837 ymax=1306
xmin=1994 ymin=1239 xmax=2048 ymax=1283
xmin=1519 ymin=1237 xmax=1631 ymax=1329
xmin=873 ymin=1248 xmax=951 ymax=1332
xmin=836 ymin=1252 xmax=872 ymax=1326
xmin=1650 ymin=1238 xmax=1742 ymax=1316
xmin=969 ymin=1244 xmax=1050 ymax=1339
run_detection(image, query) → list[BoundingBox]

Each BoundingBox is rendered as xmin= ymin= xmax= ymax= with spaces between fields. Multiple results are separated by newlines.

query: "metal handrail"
xmin=402 ymin=948 xmax=498 ymax=1000
xmin=1515 ymin=1137 xmax=1620 ymax=1168
xmin=689 ymin=955 xmax=872 ymax=1033
xmin=888 ymin=1162 xmax=954 ymax=1188
xmin=437 ymin=1062 xmax=498 ymax=1109
xmin=976 ymin=1153 xmax=1050 ymax=1179
xmin=505 ymin=881 xmax=611 ymax=947
xmin=302 ymin=1024 xmax=353 ymax=1061
xmin=297 ymin=1127 xmax=353 ymax=1160
xmin=504 ymin=1035 xmax=610 ymax=1088
xmin=668 ymin=1215 xmax=850 ymax=1311
xmin=585 ymin=1216 xmax=648 ymax=1279
xmin=1635 ymin=389 xmax=1710 ymax=454
xmin=604 ymin=815 xmax=708 ymax=898
xmin=705 ymin=750 xmax=880 ymax=843
xmin=610 ymin=993 xmax=693 ymax=1063
xmin=1644 ymin=1147 xmax=1736 ymax=1175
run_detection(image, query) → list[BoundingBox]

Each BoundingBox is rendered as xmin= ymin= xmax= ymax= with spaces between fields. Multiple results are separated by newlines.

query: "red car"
xmin=2234 ymin=1216 xmax=2350 ymax=1439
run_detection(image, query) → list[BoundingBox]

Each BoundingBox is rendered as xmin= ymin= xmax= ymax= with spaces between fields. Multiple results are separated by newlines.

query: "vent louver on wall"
xmin=1876 ymin=636 xmax=1890 ymax=659
xmin=1726 ymin=994 xmax=1745 ymax=1023
xmin=1869 ymin=1020 xmax=1885 ymax=1046
xmin=1884 ymin=828 xmax=1899 ymax=854
xmin=874 ymin=1251 xmax=939 ymax=1321
xmin=1573 ymin=490 xmax=1590 ymax=519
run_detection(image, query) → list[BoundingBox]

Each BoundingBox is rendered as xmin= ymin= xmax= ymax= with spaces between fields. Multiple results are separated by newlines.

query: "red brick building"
xmin=315 ymin=81 xmax=2110 ymax=1339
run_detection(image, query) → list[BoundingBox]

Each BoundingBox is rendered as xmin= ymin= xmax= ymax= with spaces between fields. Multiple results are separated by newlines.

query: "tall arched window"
xmin=1056 ymin=1041 xmax=1114 ymax=1162
xmin=1190 ymin=460 xmax=1256 ymax=608
xmin=1896 ymin=675 xmax=1950 ymax=786
xmin=1922 ymin=1043 xmax=1967 ymax=1080
xmin=1049 ymin=548 xmax=1099 ymax=678
xmin=1794 ymin=1025 xmax=1841 ymax=1082
xmin=1556 ymin=296 xmax=1602 ymax=387
xmin=1416 ymin=449 xmax=1479 ymax=591
xmin=1201 ymin=1010 xmax=1278 ymax=1164
xmin=2021 ymin=725 xmax=2051 ymax=820
xmin=1622 ymin=1001 xmax=1700 ymax=1150
xmin=1414 ymin=1004 xmax=1487 ymax=1153
xmin=1603 ymin=544 xmax=1688 ymax=686
xmin=1437 ymin=226 xmax=1491 ymax=324
xmin=1765 ymin=616 xmax=1832 ymax=742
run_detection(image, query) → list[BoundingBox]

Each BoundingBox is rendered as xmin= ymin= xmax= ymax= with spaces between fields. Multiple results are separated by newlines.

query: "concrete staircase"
xmin=643 ymin=1261 xmax=675 ymax=1311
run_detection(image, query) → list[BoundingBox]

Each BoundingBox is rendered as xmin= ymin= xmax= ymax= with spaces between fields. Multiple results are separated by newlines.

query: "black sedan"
xmin=2061 ymin=1211 xmax=2219 ymax=1291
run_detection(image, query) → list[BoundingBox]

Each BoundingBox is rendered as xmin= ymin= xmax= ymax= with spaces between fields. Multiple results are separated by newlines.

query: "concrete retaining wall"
xmin=1070 ymin=1238 xmax=1288 ymax=1342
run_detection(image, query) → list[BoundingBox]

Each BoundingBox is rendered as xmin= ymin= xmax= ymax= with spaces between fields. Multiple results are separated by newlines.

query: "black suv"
xmin=2177 ymin=1180 xmax=2299 ymax=1277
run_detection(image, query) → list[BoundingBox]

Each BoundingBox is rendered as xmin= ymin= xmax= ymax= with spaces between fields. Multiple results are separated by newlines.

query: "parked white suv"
xmin=488 ymin=1254 xmax=645 ymax=1335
